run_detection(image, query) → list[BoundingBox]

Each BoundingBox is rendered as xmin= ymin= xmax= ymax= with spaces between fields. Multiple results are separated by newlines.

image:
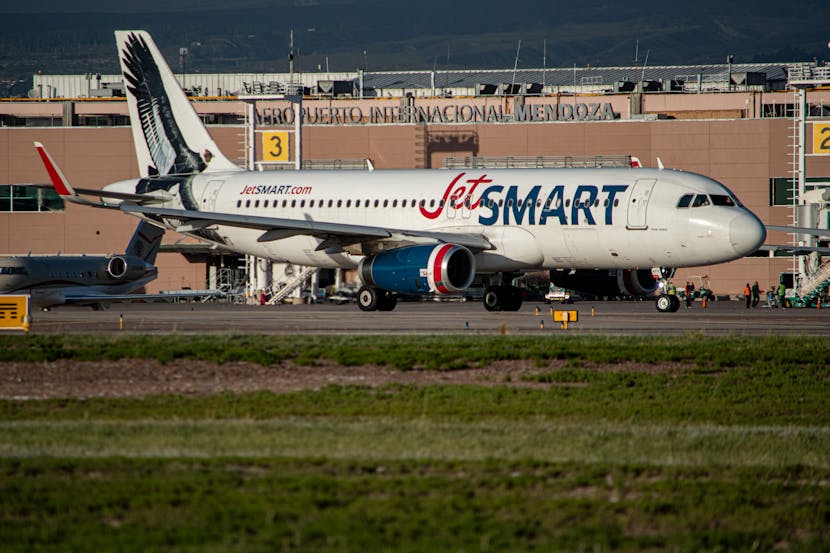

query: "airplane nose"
xmin=729 ymin=211 xmax=766 ymax=256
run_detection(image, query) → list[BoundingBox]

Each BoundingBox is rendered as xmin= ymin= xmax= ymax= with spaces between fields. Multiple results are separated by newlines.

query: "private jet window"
xmin=691 ymin=194 xmax=710 ymax=207
xmin=0 ymin=185 xmax=65 ymax=212
xmin=710 ymin=195 xmax=736 ymax=207
xmin=676 ymin=194 xmax=693 ymax=208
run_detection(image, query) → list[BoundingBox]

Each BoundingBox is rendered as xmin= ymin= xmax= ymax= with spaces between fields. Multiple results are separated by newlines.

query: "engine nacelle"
xmin=549 ymin=268 xmax=660 ymax=298
xmin=359 ymin=244 xmax=476 ymax=295
xmin=106 ymin=255 xmax=148 ymax=281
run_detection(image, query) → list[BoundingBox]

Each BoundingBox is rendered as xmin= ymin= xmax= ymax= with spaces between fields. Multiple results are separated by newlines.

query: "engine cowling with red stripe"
xmin=359 ymin=244 xmax=476 ymax=295
xmin=549 ymin=268 xmax=660 ymax=298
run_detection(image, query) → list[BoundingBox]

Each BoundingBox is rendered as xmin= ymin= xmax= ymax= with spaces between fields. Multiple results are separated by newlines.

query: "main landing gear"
xmin=655 ymin=293 xmax=681 ymax=313
xmin=357 ymin=286 xmax=398 ymax=312
xmin=482 ymin=273 xmax=523 ymax=311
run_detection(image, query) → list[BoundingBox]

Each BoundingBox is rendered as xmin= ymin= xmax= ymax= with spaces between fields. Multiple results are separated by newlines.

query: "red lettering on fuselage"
xmin=419 ymin=173 xmax=492 ymax=219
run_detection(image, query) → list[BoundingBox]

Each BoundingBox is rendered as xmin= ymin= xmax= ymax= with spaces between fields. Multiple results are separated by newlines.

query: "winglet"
xmin=34 ymin=142 xmax=99 ymax=206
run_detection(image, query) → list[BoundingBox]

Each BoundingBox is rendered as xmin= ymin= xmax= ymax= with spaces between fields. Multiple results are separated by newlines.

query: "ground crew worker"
xmin=778 ymin=282 xmax=786 ymax=308
xmin=744 ymin=283 xmax=752 ymax=308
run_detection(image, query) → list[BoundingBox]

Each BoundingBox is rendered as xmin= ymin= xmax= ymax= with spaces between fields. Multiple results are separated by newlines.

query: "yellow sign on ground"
xmin=813 ymin=123 xmax=830 ymax=155
xmin=553 ymin=310 xmax=578 ymax=322
xmin=0 ymin=295 xmax=30 ymax=331
xmin=262 ymin=131 xmax=290 ymax=162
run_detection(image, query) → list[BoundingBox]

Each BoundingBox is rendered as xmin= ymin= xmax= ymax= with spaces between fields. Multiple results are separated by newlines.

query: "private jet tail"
xmin=115 ymin=30 xmax=241 ymax=178
xmin=125 ymin=221 xmax=164 ymax=264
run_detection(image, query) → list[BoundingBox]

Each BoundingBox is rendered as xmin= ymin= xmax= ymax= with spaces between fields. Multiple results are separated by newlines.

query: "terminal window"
xmin=0 ymin=185 xmax=64 ymax=212
xmin=770 ymin=177 xmax=830 ymax=206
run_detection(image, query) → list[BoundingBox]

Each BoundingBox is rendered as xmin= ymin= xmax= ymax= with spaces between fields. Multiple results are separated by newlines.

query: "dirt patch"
xmin=0 ymin=358 xmax=693 ymax=399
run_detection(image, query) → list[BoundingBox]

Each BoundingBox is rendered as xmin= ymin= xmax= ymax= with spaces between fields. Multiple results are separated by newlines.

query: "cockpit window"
xmin=0 ymin=267 xmax=27 ymax=275
xmin=710 ymin=194 xmax=736 ymax=207
xmin=676 ymin=194 xmax=693 ymax=208
xmin=691 ymin=194 xmax=711 ymax=207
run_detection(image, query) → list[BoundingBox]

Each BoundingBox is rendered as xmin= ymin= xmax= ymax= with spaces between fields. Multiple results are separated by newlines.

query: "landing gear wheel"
xmin=503 ymin=286 xmax=523 ymax=311
xmin=656 ymin=293 xmax=677 ymax=313
xmin=377 ymin=290 xmax=398 ymax=311
xmin=669 ymin=294 xmax=680 ymax=312
xmin=483 ymin=285 xmax=504 ymax=311
xmin=357 ymin=286 xmax=380 ymax=311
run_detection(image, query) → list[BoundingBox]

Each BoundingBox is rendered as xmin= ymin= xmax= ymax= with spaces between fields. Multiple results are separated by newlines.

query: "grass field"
xmin=1 ymin=335 xmax=828 ymax=551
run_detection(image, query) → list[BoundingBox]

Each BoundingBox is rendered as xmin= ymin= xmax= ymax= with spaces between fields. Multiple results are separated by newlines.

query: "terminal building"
xmin=2 ymin=60 xmax=830 ymax=302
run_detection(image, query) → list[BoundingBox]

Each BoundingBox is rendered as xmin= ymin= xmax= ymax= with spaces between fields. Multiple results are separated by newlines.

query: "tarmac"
xmin=20 ymin=298 xmax=830 ymax=335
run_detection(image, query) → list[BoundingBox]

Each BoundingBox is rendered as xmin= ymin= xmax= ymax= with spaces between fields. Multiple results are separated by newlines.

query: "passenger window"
xmin=677 ymin=194 xmax=693 ymax=208
xmin=374 ymin=199 xmax=380 ymax=208
xmin=337 ymin=200 xmax=342 ymax=208
xmin=291 ymin=200 xmax=296 ymax=208
xmin=383 ymin=199 xmax=389 ymax=208
xmin=692 ymin=194 xmax=710 ymax=207
xmin=236 ymin=200 xmax=242 ymax=208
xmin=430 ymin=199 xmax=435 ymax=208
xmin=328 ymin=200 xmax=333 ymax=208
xmin=245 ymin=200 xmax=251 ymax=208
xmin=346 ymin=199 xmax=351 ymax=208
xmin=300 ymin=200 xmax=305 ymax=208
xmin=355 ymin=199 xmax=361 ymax=208
xmin=255 ymin=200 xmax=260 ymax=208
xmin=264 ymin=200 xmax=269 ymax=208
xmin=393 ymin=199 xmax=398 ymax=207
xmin=282 ymin=200 xmax=288 ymax=208
xmin=309 ymin=199 xmax=315 ymax=208
xmin=401 ymin=199 xmax=407 ymax=208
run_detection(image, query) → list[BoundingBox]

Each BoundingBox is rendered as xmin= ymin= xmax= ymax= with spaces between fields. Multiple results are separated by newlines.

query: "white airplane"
xmin=0 ymin=221 xmax=162 ymax=309
xmin=35 ymin=30 xmax=769 ymax=313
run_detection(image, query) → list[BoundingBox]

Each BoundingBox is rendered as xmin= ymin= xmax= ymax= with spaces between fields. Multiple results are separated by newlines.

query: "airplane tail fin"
xmin=115 ymin=30 xmax=240 ymax=178
xmin=125 ymin=221 xmax=165 ymax=264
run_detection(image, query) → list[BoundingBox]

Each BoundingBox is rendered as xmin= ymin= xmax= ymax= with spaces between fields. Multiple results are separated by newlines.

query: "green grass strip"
xmin=2 ymin=334 xmax=830 ymax=371
xmin=1 ymin=457 xmax=828 ymax=552
xmin=1 ymin=417 xmax=828 ymax=468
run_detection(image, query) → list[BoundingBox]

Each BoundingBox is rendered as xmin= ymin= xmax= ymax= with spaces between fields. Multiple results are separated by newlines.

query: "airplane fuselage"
xmin=108 ymin=166 xmax=765 ymax=273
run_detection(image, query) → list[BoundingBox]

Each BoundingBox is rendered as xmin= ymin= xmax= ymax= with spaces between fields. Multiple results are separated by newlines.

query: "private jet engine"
xmin=105 ymin=255 xmax=150 ymax=281
xmin=549 ymin=269 xmax=660 ymax=299
xmin=357 ymin=243 xmax=476 ymax=311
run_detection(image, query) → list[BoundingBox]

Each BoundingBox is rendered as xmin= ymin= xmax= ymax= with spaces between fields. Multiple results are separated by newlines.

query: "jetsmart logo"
xmin=239 ymin=185 xmax=313 ymax=195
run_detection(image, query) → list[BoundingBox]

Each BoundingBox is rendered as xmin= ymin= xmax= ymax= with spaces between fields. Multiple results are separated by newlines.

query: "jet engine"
xmin=106 ymin=255 xmax=149 ymax=281
xmin=359 ymin=243 xmax=476 ymax=295
xmin=549 ymin=268 xmax=660 ymax=298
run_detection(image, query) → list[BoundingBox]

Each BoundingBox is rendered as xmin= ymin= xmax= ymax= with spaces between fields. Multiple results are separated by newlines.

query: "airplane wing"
xmin=766 ymin=225 xmax=830 ymax=238
xmin=62 ymin=290 xmax=221 ymax=305
xmin=35 ymin=142 xmax=493 ymax=252
xmin=757 ymin=244 xmax=830 ymax=255
xmin=118 ymin=203 xmax=494 ymax=252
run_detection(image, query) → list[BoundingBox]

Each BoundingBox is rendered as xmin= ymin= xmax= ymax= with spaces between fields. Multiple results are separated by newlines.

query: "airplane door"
xmin=200 ymin=180 xmax=224 ymax=212
xmin=445 ymin=198 xmax=457 ymax=220
xmin=461 ymin=197 xmax=472 ymax=219
xmin=626 ymin=179 xmax=656 ymax=230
